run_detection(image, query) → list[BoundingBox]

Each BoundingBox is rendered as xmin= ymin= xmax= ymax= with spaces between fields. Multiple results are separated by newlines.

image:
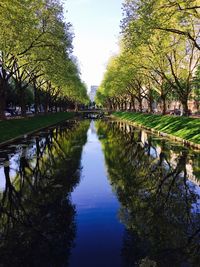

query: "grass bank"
xmin=0 ymin=112 xmax=75 ymax=144
xmin=113 ymin=112 xmax=200 ymax=145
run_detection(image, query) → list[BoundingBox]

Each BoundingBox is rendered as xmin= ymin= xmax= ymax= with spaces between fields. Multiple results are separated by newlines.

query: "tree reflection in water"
xmin=97 ymin=120 xmax=200 ymax=267
xmin=0 ymin=120 xmax=90 ymax=267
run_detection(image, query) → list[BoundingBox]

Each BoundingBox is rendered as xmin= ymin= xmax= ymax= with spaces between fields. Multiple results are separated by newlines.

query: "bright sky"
xmin=63 ymin=0 xmax=123 ymax=91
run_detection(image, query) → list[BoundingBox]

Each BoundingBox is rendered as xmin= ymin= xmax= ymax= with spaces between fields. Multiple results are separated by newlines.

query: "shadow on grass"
xmin=114 ymin=112 xmax=200 ymax=144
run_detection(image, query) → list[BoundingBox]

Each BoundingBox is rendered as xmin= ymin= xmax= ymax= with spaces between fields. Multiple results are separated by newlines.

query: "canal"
xmin=0 ymin=119 xmax=200 ymax=267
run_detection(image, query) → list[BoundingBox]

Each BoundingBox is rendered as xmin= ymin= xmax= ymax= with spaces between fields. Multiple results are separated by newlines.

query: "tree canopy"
xmin=0 ymin=0 xmax=89 ymax=118
xmin=96 ymin=0 xmax=200 ymax=116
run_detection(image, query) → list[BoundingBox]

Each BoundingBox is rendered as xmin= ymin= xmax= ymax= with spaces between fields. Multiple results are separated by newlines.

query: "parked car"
xmin=4 ymin=111 xmax=11 ymax=117
xmin=165 ymin=109 xmax=173 ymax=115
xmin=30 ymin=108 xmax=35 ymax=113
xmin=26 ymin=110 xmax=34 ymax=115
xmin=173 ymin=109 xmax=181 ymax=115
xmin=142 ymin=108 xmax=148 ymax=113
xmin=16 ymin=110 xmax=21 ymax=115
xmin=6 ymin=108 xmax=17 ymax=116
xmin=166 ymin=109 xmax=181 ymax=115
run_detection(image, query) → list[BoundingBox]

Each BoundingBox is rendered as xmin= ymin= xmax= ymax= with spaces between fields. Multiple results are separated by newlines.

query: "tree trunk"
xmin=181 ymin=98 xmax=189 ymax=116
xmin=18 ymin=87 xmax=26 ymax=117
xmin=0 ymin=89 xmax=6 ymax=120
xmin=44 ymin=93 xmax=50 ymax=113
xmin=139 ymin=99 xmax=143 ymax=112
xmin=161 ymin=95 xmax=167 ymax=115
xmin=129 ymin=101 xmax=132 ymax=111
xmin=33 ymin=82 xmax=39 ymax=114
xmin=124 ymin=101 xmax=127 ymax=111
xmin=130 ymin=96 xmax=136 ymax=112
xmin=0 ymin=77 xmax=8 ymax=120
xmin=44 ymin=102 xmax=49 ymax=113
xmin=148 ymin=90 xmax=153 ymax=113
xmin=75 ymin=102 xmax=78 ymax=112
xmin=148 ymin=99 xmax=153 ymax=113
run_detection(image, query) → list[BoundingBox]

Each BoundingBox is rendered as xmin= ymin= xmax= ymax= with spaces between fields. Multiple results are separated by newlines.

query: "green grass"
xmin=0 ymin=112 xmax=75 ymax=144
xmin=113 ymin=111 xmax=200 ymax=144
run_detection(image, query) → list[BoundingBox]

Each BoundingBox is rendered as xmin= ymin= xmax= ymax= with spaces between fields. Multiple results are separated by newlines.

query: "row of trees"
xmin=96 ymin=0 xmax=200 ymax=116
xmin=0 ymin=0 xmax=89 ymax=119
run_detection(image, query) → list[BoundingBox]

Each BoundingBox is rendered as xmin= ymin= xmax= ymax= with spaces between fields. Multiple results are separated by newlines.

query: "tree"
xmin=0 ymin=0 xmax=88 ymax=119
xmin=98 ymin=0 xmax=200 ymax=116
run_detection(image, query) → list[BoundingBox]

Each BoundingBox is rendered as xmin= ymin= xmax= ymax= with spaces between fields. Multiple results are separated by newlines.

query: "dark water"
xmin=0 ymin=119 xmax=200 ymax=267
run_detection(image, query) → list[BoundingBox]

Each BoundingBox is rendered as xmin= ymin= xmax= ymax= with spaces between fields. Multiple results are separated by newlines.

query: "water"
xmin=0 ymin=119 xmax=200 ymax=267
xmin=69 ymin=121 xmax=123 ymax=267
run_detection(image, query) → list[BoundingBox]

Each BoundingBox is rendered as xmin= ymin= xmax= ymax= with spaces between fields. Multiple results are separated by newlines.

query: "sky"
xmin=63 ymin=0 xmax=123 ymax=92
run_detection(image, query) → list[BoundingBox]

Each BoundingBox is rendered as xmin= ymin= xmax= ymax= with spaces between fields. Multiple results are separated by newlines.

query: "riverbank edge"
xmin=111 ymin=112 xmax=200 ymax=150
xmin=0 ymin=112 xmax=76 ymax=147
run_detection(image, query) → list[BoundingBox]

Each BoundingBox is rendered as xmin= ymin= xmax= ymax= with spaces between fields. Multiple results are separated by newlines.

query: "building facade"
xmin=89 ymin=85 xmax=98 ymax=102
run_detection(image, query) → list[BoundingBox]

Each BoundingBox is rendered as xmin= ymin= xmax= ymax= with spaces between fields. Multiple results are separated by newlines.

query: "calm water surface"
xmin=69 ymin=121 xmax=123 ymax=267
xmin=0 ymin=119 xmax=200 ymax=267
